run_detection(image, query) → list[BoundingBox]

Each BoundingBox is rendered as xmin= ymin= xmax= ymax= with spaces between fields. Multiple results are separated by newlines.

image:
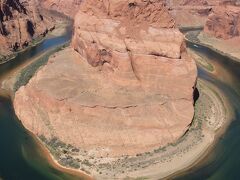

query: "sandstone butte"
xmin=204 ymin=4 xmax=240 ymax=39
xmin=0 ymin=0 xmax=53 ymax=57
xmin=14 ymin=0 xmax=197 ymax=157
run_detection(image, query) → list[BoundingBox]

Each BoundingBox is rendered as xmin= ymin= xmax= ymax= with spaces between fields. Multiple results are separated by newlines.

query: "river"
xmin=174 ymin=37 xmax=240 ymax=179
xmin=0 ymin=25 xmax=86 ymax=180
xmin=0 ymin=27 xmax=239 ymax=179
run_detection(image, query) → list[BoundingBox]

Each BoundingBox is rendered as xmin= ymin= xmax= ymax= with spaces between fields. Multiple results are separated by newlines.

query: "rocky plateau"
xmin=14 ymin=0 xmax=197 ymax=158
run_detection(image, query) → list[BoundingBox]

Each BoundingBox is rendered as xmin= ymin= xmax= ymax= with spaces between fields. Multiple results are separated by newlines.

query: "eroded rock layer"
xmin=168 ymin=0 xmax=216 ymax=27
xmin=14 ymin=0 xmax=197 ymax=157
xmin=0 ymin=0 xmax=53 ymax=56
xmin=204 ymin=5 xmax=240 ymax=39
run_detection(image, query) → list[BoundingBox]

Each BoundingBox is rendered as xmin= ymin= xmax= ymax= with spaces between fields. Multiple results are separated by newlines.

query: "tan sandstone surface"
xmin=0 ymin=0 xmax=54 ymax=57
xmin=14 ymin=0 xmax=197 ymax=158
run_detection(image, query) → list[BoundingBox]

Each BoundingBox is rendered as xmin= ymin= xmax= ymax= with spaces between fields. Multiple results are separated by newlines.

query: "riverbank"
xmin=126 ymin=78 xmax=232 ymax=179
xmin=11 ymin=22 xmax=71 ymax=93
xmin=179 ymin=26 xmax=203 ymax=33
xmin=198 ymin=32 xmax=240 ymax=62
xmin=0 ymin=26 xmax=56 ymax=65
xmin=30 ymin=131 xmax=93 ymax=180
xmin=187 ymin=48 xmax=215 ymax=73
xmin=0 ymin=8 xmax=73 ymax=66
xmin=0 ymin=21 xmax=93 ymax=180
xmin=0 ymin=19 xmax=71 ymax=93
xmin=185 ymin=31 xmax=240 ymax=63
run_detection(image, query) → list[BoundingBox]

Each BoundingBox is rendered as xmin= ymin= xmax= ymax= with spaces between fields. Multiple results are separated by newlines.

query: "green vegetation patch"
xmin=39 ymin=135 xmax=81 ymax=169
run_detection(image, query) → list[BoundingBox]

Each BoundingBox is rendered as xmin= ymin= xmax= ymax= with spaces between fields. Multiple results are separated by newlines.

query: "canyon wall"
xmin=40 ymin=0 xmax=82 ymax=17
xmin=14 ymin=0 xmax=197 ymax=157
xmin=169 ymin=0 xmax=240 ymax=28
xmin=0 ymin=0 xmax=53 ymax=57
xmin=168 ymin=0 xmax=217 ymax=27
xmin=204 ymin=5 xmax=240 ymax=39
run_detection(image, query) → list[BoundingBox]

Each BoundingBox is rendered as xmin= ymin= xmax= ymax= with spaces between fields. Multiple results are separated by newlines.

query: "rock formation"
xmin=0 ymin=0 xmax=53 ymax=57
xmin=14 ymin=0 xmax=197 ymax=157
xmin=168 ymin=0 xmax=216 ymax=27
xmin=204 ymin=5 xmax=240 ymax=39
xmin=40 ymin=0 xmax=82 ymax=17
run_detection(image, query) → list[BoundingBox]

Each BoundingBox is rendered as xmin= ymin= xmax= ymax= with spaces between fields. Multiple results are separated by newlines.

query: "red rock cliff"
xmin=0 ymin=0 xmax=53 ymax=56
xmin=204 ymin=5 xmax=240 ymax=39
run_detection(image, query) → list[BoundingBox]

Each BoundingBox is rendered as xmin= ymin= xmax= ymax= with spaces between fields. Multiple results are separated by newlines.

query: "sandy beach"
xmin=32 ymin=132 xmax=93 ymax=180
xmin=185 ymin=31 xmax=240 ymax=63
xmin=198 ymin=32 xmax=240 ymax=62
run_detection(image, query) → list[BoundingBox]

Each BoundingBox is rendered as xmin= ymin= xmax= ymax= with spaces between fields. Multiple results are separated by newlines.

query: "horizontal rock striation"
xmin=14 ymin=0 xmax=197 ymax=157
